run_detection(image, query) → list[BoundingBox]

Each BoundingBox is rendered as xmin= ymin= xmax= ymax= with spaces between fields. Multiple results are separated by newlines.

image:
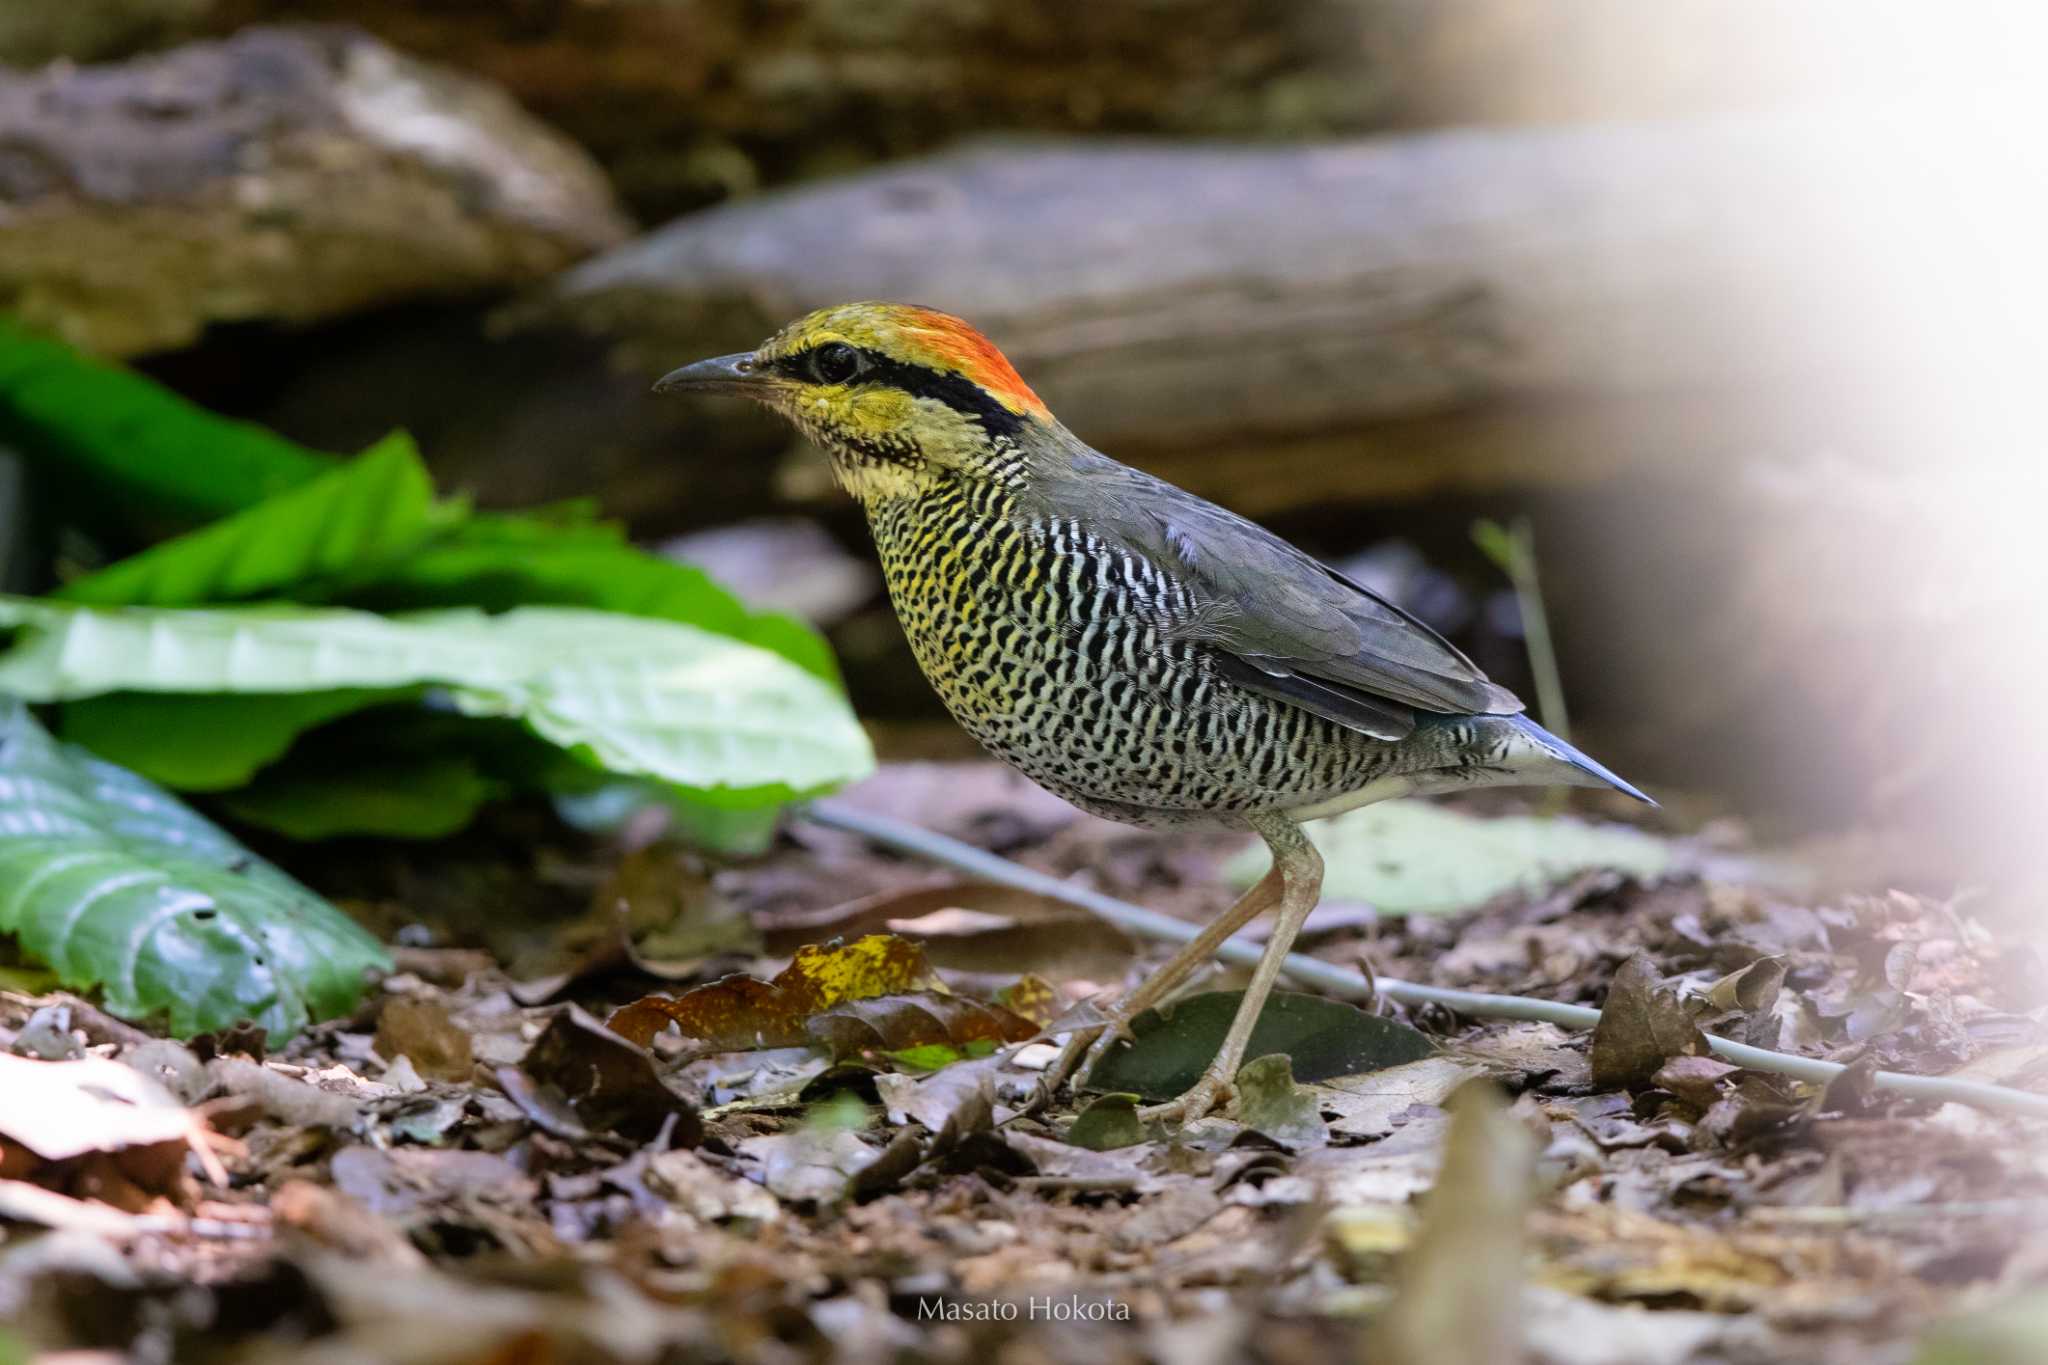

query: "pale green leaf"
xmin=1229 ymin=799 xmax=1674 ymax=915
xmin=0 ymin=597 xmax=874 ymax=802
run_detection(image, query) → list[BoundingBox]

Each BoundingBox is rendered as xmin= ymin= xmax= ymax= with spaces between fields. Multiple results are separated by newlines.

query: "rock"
xmin=0 ymin=26 xmax=630 ymax=356
xmin=197 ymin=0 xmax=1396 ymax=219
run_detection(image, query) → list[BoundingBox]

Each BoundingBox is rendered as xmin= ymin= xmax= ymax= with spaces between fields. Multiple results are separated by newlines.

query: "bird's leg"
xmin=1136 ymin=814 xmax=1323 ymax=1127
xmin=1042 ymin=864 xmax=1284 ymax=1098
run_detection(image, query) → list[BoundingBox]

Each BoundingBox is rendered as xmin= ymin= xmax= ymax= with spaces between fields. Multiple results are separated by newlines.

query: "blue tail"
xmin=1511 ymin=714 xmax=1658 ymax=806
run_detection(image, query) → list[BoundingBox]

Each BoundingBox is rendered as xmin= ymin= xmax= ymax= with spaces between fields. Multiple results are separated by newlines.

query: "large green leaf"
xmin=55 ymin=434 xmax=455 ymax=607
xmin=1083 ymin=991 xmax=1436 ymax=1101
xmin=0 ymin=701 xmax=388 ymax=1039
xmin=0 ymin=317 xmax=335 ymax=527
xmin=0 ymin=597 xmax=874 ymax=803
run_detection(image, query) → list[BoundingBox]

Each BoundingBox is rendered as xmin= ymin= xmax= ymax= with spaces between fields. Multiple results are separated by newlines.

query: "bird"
xmin=658 ymin=302 xmax=1652 ymax=1125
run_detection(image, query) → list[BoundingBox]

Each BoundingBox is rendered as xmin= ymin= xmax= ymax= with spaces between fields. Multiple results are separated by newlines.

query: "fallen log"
xmin=524 ymin=113 xmax=1871 ymax=470
xmin=0 ymin=26 xmax=629 ymax=356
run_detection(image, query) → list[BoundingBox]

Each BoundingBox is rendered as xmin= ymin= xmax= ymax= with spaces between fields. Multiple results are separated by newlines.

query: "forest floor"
xmin=2 ymin=761 xmax=2044 ymax=1364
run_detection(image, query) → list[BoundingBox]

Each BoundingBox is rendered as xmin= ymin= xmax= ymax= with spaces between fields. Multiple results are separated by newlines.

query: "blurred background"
xmin=3 ymin=0 xmax=2043 ymax=905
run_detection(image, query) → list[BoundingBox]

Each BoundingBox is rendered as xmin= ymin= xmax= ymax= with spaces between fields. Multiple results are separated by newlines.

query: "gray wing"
xmin=1036 ymin=447 xmax=1524 ymax=741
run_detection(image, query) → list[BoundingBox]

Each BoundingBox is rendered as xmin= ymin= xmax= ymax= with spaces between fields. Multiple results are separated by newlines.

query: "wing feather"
xmin=1034 ymin=443 xmax=1524 ymax=740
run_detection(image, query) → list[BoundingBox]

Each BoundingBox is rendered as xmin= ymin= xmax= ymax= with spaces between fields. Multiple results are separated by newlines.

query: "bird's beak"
xmin=653 ymin=352 xmax=766 ymax=397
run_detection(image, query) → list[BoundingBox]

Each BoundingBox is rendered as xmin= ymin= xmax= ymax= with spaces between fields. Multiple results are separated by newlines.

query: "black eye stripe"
xmin=776 ymin=344 xmax=1025 ymax=439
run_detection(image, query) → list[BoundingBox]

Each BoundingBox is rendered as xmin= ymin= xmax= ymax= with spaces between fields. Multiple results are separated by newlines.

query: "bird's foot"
xmin=1041 ymin=1013 xmax=1141 ymax=1099
xmin=1134 ymin=1068 xmax=1234 ymax=1128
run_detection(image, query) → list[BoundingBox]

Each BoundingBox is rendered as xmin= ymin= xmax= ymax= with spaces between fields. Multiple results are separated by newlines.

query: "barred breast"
xmin=866 ymin=477 xmax=1478 ymax=830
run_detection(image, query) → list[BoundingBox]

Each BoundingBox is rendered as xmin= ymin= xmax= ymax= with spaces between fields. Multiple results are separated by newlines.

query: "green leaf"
xmin=1233 ymin=1053 xmax=1329 ymax=1147
xmin=0 ymin=597 xmax=874 ymax=803
xmin=1084 ymin=991 xmax=1436 ymax=1102
xmin=0 ymin=700 xmax=388 ymax=1039
xmin=1469 ymin=517 xmax=1523 ymax=577
xmin=1066 ymin=1093 xmax=1146 ymax=1150
xmin=1915 ymin=1290 xmax=2048 ymax=1365
xmin=220 ymin=753 xmax=502 ymax=840
xmin=55 ymin=433 xmax=455 ymax=607
xmin=57 ymin=689 xmax=414 ymax=791
xmin=340 ymin=511 xmax=840 ymax=685
xmin=1228 ymin=799 xmax=1675 ymax=916
xmin=0 ymin=317 xmax=335 ymax=528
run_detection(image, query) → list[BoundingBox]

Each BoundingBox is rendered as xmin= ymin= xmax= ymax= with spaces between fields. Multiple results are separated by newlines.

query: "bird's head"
xmin=655 ymin=302 xmax=1054 ymax=505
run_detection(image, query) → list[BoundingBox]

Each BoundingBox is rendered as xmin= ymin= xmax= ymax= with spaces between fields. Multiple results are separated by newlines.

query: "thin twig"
xmin=805 ymin=800 xmax=2048 ymax=1122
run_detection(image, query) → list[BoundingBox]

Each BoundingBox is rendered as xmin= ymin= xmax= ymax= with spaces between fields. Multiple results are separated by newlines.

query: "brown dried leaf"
xmin=511 ymin=844 xmax=758 ymax=1002
xmin=874 ymin=1054 xmax=1002 ymax=1145
xmin=737 ymin=1127 xmax=884 ymax=1206
xmin=1706 ymin=956 xmax=1787 ymax=1014
xmin=373 ymin=997 xmax=473 ymax=1083
xmin=995 ymin=974 xmax=1059 ymax=1028
xmin=807 ymin=991 xmax=1035 ymax=1060
xmin=1590 ymin=953 xmax=1709 ymax=1090
xmin=1653 ymin=1054 xmax=1741 ymax=1108
xmin=606 ymin=933 xmax=944 ymax=1048
xmin=516 ymin=1006 xmax=701 ymax=1144
xmin=760 ymin=881 xmax=1133 ymax=981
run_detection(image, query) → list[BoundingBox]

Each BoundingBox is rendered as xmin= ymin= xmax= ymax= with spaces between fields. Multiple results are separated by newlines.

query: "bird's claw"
xmin=1134 ymin=1070 xmax=1234 ymax=1128
xmin=1041 ymin=1016 xmax=1136 ymax=1099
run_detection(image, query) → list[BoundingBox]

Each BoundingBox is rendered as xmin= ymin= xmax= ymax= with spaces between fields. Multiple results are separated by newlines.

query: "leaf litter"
xmin=0 ymin=760 xmax=2044 ymax=1363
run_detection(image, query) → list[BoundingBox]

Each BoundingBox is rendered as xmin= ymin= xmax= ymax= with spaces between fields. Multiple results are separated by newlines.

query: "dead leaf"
xmin=330 ymin=1145 xmax=536 ymax=1220
xmin=1590 ymin=953 xmax=1709 ymax=1089
xmin=0 ymin=1053 xmax=225 ymax=1197
xmin=0 ymin=1178 xmax=153 ymax=1236
xmin=738 ymin=1127 xmax=883 ymax=1205
xmin=642 ymin=1149 xmax=782 ymax=1223
xmin=0 ymin=1054 xmax=206 ymax=1162
xmin=995 ymin=974 xmax=1060 ymax=1028
xmin=515 ymin=1006 xmax=701 ymax=1145
xmin=1695 ymin=1072 xmax=1812 ymax=1147
xmin=511 ymin=843 xmax=758 ymax=1001
xmin=1454 ymin=1023 xmax=1591 ymax=1090
xmin=1319 ymin=1057 xmax=1491 ymax=1141
xmin=206 ymin=1057 xmax=363 ymax=1131
xmin=1521 ymin=1287 xmax=1730 ymax=1365
xmin=1002 ymin=1130 xmax=1160 ymax=1192
xmin=807 ymin=991 xmax=1036 ymax=1062
xmin=1374 ymin=1081 xmax=1539 ymax=1365
xmin=1114 ymin=1183 xmax=1225 ymax=1250
xmin=760 ymin=881 xmax=1134 ymax=982
xmin=607 ymin=933 xmax=944 ymax=1048
xmin=374 ymin=997 xmax=474 ymax=1083
xmin=1706 ymin=956 xmax=1788 ymax=1014
xmin=874 ymin=1055 xmax=1002 ymax=1148
xmin=1653 ymin=1055 xmax=1741 ymax=1108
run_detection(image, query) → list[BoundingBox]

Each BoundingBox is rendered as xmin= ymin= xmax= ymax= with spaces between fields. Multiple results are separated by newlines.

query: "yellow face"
xmin=658 ymin=302 xmax=1051 ymax=505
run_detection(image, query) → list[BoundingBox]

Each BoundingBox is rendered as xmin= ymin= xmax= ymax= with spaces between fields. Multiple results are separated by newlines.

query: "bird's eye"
xmin=807 ymin=342 xmax=863 ymax=385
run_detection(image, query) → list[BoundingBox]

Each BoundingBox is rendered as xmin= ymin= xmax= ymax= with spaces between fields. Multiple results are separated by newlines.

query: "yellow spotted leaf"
xmin=608 ymin=933 xmax=945 ymax=1049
